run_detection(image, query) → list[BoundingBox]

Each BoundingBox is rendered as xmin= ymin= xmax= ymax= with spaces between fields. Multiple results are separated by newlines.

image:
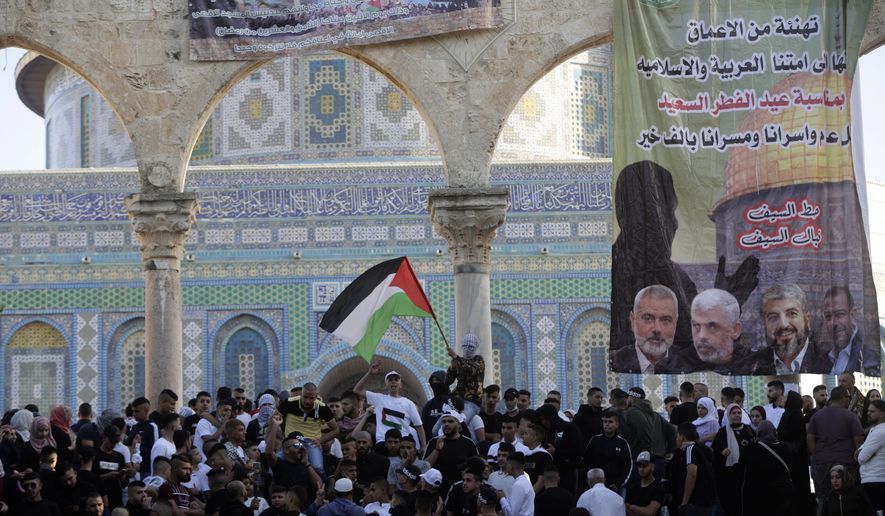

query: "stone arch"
xmin=490 ymin=308 xmax=529 ymax=390
xmin=105 ymin=317 xmax=146 ymax=412
xmin=312 ymin=341 xmax=434 ymax=406
xmin=211 ymin=314 xmax=280 ymax=399
xmin=562 ymin=306 xmax=612 ymax=409
xmin=1 ymin=320 xmax=69 ymax=413
xmin=0 ymin=41 xmax=133 ymax=165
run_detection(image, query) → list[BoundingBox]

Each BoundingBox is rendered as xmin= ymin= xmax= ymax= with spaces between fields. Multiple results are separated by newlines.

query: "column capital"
xmin=428 ymin=187 xmax=510 ymax=271
xmin=124 ymin=192 xmax=199 ymax=269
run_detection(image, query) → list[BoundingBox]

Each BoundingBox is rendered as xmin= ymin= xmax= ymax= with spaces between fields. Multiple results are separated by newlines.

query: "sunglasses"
xmin=289 ymin=442 xmax=304 ymax=449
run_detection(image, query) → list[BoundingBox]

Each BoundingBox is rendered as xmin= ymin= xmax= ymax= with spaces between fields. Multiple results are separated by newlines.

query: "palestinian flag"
xmin=319 ymin=257 xmax=435 ymax=362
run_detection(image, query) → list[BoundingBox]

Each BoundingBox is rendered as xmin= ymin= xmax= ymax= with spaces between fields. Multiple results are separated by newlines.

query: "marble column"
xmin=428 ymin=188 xmax=510 ymax=386
xmin=124 ymin=193 xmax=199 ymax=405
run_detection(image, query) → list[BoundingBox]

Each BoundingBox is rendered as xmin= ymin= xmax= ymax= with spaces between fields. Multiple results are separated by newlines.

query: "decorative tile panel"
xmin=76 ymin=313 xmax=100 ymax=407
xmin=221 ymin=59 xmax=292 ymax=157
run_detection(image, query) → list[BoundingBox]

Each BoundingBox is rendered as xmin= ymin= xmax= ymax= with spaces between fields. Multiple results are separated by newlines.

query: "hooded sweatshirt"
xmin=622 ymin=399 xmax=668 ymax=458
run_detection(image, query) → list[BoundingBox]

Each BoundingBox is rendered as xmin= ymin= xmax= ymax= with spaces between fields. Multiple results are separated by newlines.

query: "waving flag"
xmin=319 ymin=257 xmax=435 ymax=362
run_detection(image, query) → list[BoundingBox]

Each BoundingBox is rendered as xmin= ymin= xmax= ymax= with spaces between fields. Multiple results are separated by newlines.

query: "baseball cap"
xmin=397 ymin=464 xmax=421 ymax=482
xmin=419 ymin=468 xmax=443 ymax=487
xmin=478 ymin=487 xmax=498 ymax=506
xmin=334 ymin=477 xmax=353 ymax=493
xmin=385 ymin=371 xmax=402 ymax=381
xmin=636 ymin=451 xmax=652 ymax=464
xmin=503 ymin=388 xmax=519 ymax=399
xmin=429 ymin=370 xmax=446 ymax=384
xmin=628 ymin=387 xmax=646 ymax=400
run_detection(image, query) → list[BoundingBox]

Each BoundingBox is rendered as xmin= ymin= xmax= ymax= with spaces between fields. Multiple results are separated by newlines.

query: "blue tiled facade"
xmin=1 ymin=44 xmax=769 ymax=415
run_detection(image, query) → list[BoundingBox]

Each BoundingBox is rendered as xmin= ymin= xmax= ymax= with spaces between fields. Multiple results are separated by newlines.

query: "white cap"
xmin=334 ymin=477 xmax=353 ymax=493
xmin=636 ymin=451 xmax=652 ymax=464
xmin=420 ymin=468 xmax=443 ymax=487
xmin=385 ymin=371 xmax=402 ymax=381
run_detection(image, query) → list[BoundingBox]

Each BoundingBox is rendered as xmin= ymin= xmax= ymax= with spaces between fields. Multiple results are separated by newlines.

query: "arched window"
xmin=224 ymin=327 xmax=269 ymax=398
xmin=213 ymin=315 xmax=279 ymax=399
xmin=564 ymin=308 xmax=613 ymax=405
xmin=6 ymin=321 xmax=68 ymax=410
xmin=490 ymin=310 xmax=529 ymax=390
xmin=106 ymin=318 xmax=146 ymax=411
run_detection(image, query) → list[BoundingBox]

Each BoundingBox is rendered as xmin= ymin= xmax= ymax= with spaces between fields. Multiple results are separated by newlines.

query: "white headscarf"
xmin=723 ymin=403 xmax=743 ymax=467
xmin=692 ymin=397 xmax=717 ymax=426
xmin=11 ymin=409 xmax=33 ymax=441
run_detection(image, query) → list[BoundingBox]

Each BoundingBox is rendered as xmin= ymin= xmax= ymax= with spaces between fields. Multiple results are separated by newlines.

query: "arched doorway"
xmin=106 ymin=317 xmax=146 ymax=412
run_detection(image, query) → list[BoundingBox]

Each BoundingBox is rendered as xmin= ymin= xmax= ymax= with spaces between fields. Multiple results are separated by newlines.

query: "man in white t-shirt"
xmin=149 ymin=414 xmax=180 ymax=474
xmin=194 ymin=399 xmax=232 ymax=461
xmin=354 ymin=359 xmax=427 ymax=452
xmin=576 ymin=468 xmax=626 ymax=516
xmin=487 ymin=418 xmax=529 ymax=460
xmin=505 ymin=452 xmax=535 ymax=516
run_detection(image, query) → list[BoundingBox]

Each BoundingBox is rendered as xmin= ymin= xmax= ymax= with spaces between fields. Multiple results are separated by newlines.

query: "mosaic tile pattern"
xmin=79 ymin=95 xmax=91 ymax=168
xmin=95 ymin=91 xmax=135 ymax=167
xmin=571 ymin=63 xmax=612 ymax=158
xmin=221 ymin=60 xmax=292 ymax=157
xmin=303 ymin=57 xmax=356 ymax=148
xmin=119 ymin=330 xmax=145 ymax=409
xmin=362 ymin=67 xmax=434 ymax=150
xmin=495 ymin=65 xmax=571 ymax=161
xmin=182 ymin=316 xmax=204 ymax=400
xmin=75 ymin=313 xmax=99 ymax=407
xmin=42 ymin=47 xmax=615 ymax=168
xmin=532 ymin=305 xmax=559 ymax=400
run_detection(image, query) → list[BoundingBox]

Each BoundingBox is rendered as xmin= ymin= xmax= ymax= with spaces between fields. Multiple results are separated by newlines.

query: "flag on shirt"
xmin=319 ymin=257 xmax=435 ymax=362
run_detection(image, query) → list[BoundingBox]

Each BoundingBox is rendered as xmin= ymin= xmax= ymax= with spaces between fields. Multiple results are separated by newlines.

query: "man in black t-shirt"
xmin=93 ymin=425 xmax=130 ymax=509
xmin=124 ymin=397 xmax=159 ymax=477
xmin=625 ymin=451 xmax=665 ymax=516
xmin=443 ymin=465 xmax=486 ymax=516
xmin=667 ymin=424 xmax=715 ymax=515
xmin=669 ymin=383 xmax=699 ymax=427
xmin=534 ymin=465 xmax=575 ymax=515
xmin=15 ymin=472 xmax=62 ymax=516
xmin=423 ymin=411 xmax=479 ymax=497
xmin=264 ymin=414 xmax=323 ymax=498
xmin=479 ymin=385 xmax=503 ymax=444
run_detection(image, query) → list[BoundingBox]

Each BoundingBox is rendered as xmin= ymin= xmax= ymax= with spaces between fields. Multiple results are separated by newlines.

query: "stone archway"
xmin=317 ymin=355 xmax=428 ymax=407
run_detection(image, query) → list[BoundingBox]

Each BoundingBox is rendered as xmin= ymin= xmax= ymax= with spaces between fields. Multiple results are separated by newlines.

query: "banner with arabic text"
xmin=189 ymin=0 xmax=502 ymax=60
xmin=611 ymin=0 xmax=880 ymax=377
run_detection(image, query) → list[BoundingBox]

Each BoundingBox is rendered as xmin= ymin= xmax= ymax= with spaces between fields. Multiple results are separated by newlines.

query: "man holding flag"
xmin=354 ymin=360 xmax=427 ymax=452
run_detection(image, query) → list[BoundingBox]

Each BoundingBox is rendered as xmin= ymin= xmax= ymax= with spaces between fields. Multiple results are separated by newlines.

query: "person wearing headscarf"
xmin=17 ymin=416 xmax=56 ymax=472
xmin=711 ymin=403 xmax=754 ymax=516
xmin=819 ymin=464 xmax=874 ymax=516
xmin=49 ymin=406 xmax=75 ymax=465
xmin=10 ymin=409 xmax=33 ymax=444
xmin=741 ymin=420 xmax=794 ymax=515
xmin=692 ymin=397 xmax=720 ymax=447
xmin=778 ymin=390 xmax=813 ymax=514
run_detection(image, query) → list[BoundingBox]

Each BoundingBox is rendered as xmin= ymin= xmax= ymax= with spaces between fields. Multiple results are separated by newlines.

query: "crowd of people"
xmin=0 ymin=335 xmax=882 ymax=516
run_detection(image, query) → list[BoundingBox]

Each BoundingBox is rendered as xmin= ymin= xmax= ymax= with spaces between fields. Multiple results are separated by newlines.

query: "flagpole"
xmin=431 ymin=313 xmax=452 ymax=350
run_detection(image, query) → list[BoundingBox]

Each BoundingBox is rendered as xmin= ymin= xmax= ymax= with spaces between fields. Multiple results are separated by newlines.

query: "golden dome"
xmin=721 ymin=72 xmax=854 ymax=206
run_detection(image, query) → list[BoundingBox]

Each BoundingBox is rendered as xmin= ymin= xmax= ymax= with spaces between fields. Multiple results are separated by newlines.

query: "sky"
xmin=1 ymin=45 xmax=885 ymax=179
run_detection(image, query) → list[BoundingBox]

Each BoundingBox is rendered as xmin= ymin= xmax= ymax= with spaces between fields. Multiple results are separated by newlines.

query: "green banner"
xmin=611 ymin=0 xmax=880 ymax=376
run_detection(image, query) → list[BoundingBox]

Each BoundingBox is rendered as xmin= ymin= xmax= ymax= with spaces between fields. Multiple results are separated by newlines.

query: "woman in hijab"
xmin=778 ymin=390 xmax=812 ymax=515
xmin=10 ymin=409 xmax=33 ymax=445
xmin=819 ymin=465 xmax=874 ymax=516
xmin=49 ymin=406 xmax=75 ymax=465
xmin=712 ymin=404 xmax=755 ymax=516
xmin=741 ymin=420 xmax=794 ymax=515
xmin=748 ymin=405 xmax=766 ymax=432
xmin=17 ymin=416 xmax=55 ymax=472
xmin=692 ymin=397 xmax=720 ymax=447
